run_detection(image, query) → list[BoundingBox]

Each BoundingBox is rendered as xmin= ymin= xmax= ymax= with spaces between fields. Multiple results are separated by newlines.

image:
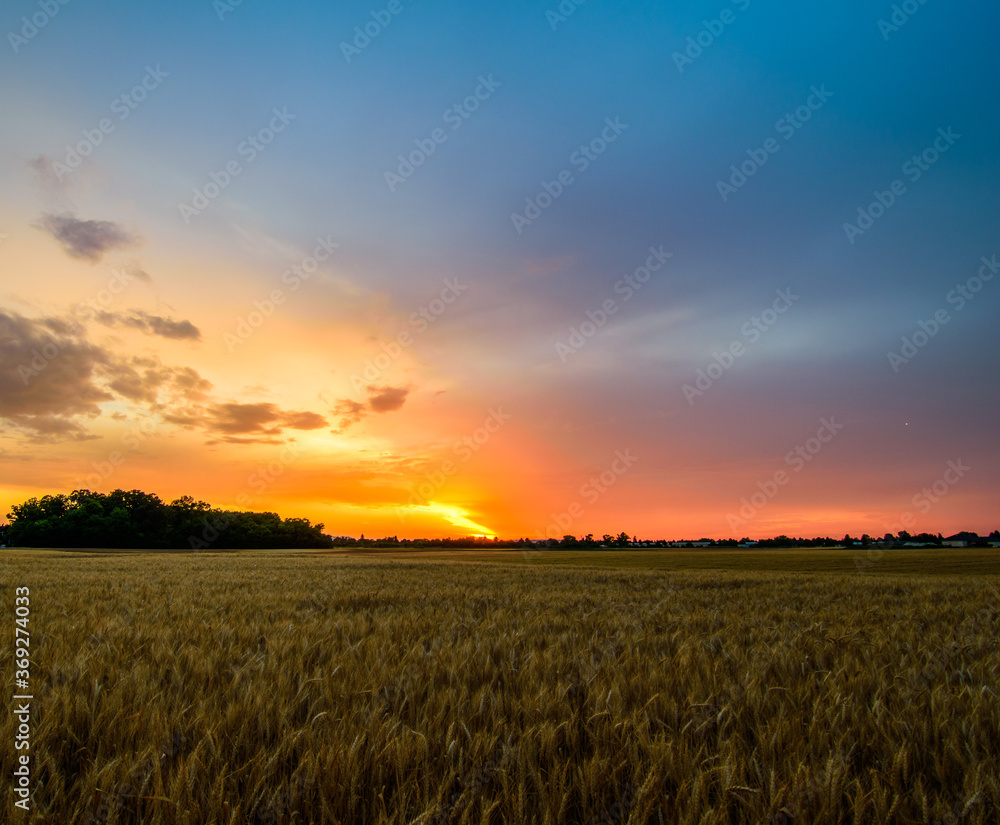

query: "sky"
xmin=1 ymin=0 xmax=998 ymax=541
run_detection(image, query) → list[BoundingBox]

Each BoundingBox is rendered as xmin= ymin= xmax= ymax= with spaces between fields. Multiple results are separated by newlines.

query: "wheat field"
xmin=1 ymin=550 xmax=997 ymax=824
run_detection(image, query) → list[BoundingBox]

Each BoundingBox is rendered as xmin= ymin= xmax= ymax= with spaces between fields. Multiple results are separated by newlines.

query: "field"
xmin=1 ymin=548 xmax=998 ymax=824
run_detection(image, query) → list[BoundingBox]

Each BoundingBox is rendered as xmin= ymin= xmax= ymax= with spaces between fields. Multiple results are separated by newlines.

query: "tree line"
xmin=1 ymin=489 xmax=333 ymax=550
xmin=2 ymin=490 xmax=996 ymax=550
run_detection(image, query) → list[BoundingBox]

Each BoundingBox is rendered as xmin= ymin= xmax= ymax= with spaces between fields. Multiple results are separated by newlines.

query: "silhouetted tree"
xmin=6 ymin=489 xmax=334 ymax=550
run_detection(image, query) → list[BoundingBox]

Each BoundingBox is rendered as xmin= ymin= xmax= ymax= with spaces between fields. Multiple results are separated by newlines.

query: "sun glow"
xmin=405 ymin=502 xmax=497 ymax=538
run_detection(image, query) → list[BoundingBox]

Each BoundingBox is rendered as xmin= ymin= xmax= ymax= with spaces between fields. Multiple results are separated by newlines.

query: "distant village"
xmin=333 ymin=531 xmax=1000 ymax=550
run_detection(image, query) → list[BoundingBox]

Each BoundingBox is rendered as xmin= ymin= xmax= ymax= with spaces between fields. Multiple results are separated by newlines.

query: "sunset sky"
xmin=1 ymin=0 xmax=998 ymax=540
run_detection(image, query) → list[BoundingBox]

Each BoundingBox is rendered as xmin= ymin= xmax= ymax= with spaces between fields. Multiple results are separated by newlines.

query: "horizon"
xmin=2 ymin=0 xmax=999 ymax=541
xmin=3 ymin=485 xmax=996 ymax=546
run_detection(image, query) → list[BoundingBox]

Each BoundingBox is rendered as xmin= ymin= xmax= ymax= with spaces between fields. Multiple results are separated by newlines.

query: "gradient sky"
xmin=1 ymin=0 xmax=998 ymax=540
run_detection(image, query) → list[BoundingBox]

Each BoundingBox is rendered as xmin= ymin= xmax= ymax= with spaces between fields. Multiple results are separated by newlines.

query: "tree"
xmin=5 ymin=488 xmax=336 ymax=550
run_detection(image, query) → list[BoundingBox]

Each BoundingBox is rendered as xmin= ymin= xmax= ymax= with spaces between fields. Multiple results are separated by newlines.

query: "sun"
xmin=404 ymin=502 xmax=496 ymax=538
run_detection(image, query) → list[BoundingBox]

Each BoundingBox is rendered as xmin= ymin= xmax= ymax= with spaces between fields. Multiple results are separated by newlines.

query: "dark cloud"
xmin=0 ymin=311 xmax=111 ymax=441
xmin=35 ymin=212 xmax=140 ymax=263
xmin=165 ymin=402 xmax=327 ymax=444
xmin=0 ymin=311 xmax=214 ymax=442
xmin=331 ymin=385 xmax=411 ymax=431
xmin=100 ymin=358 xmax=212 ymax=405
xmin=96 ymin=310 xmax=201 ymax=341
xmin=367 ymin=385 xmax=410 ymax=413
xmin=0 ymin=310 xmax=315 ymax=445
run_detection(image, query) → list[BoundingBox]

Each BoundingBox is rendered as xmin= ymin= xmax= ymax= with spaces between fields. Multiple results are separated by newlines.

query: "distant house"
xmin=943 ymin=533 xmax=987 ymax=548
xmin=738 ymin=541 xmax=758 ymax=548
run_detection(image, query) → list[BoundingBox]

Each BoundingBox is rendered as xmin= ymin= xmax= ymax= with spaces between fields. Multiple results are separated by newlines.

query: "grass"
xmin=1 ymin=549 xmax=997 ymax=824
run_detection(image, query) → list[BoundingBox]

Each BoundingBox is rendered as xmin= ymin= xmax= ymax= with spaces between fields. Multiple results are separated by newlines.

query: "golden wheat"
xmin=0 ymin=551 xmax=997 ymax=824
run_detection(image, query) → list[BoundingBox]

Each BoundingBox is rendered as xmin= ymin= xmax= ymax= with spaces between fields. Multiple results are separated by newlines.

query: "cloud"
xmin=0 ymin=310 xmax=213 ymax=442
xmin=331 ymin=384 xmax=411 ymax=431
xmin=367 ymin=385 xmax=410 ymax=412
xmin=331 ymin=399 xmax=367 ymax=432
xmin=100 ymin=358 xmax=212 ymax=405
xmin=35 ymin=212 xmax=140 ymax=263
xmin=0 ymin=311 xmax=111 ymax=441
xmin=0 ymin=310 xmax=319 ymax=445
xmin=164 ymin=402 xmax=327 ymax=444
xmin=95 ymin=310 xmax=202 ymax=341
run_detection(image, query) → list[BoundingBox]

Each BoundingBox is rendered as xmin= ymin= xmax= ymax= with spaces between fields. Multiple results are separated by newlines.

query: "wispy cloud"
xmin=164 ymin=402 xmax=327 ymax=444
xmin=95 ymin=310 xmax=201 ymax=341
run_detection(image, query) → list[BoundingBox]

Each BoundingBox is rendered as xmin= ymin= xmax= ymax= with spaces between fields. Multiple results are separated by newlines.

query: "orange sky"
xmin=0 ymin=207 xmax=992 ymax=540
